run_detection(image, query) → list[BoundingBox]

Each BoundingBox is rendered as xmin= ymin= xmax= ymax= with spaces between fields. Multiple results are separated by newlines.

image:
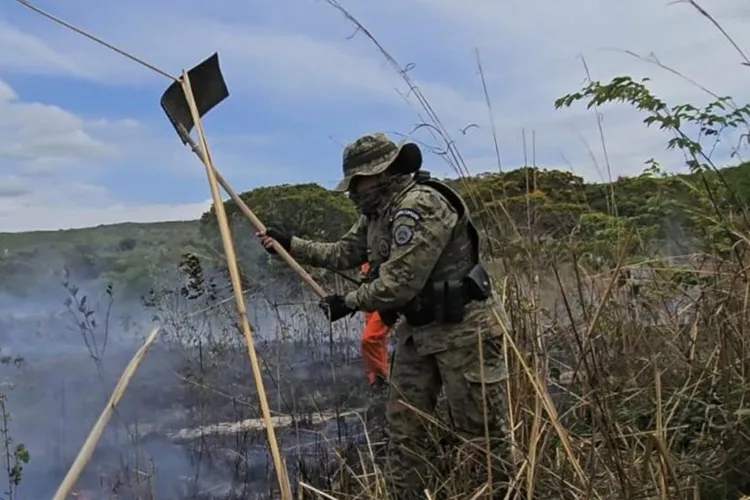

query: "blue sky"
xmin=0 ymin=0 xmax=748 ymax=231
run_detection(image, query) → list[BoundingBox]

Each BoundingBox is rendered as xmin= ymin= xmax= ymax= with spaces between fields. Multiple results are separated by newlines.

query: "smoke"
xmin=0 ymin=245 xmax=370 ymax=499
xmin=0 ymin=272 xmax=192 ymax=497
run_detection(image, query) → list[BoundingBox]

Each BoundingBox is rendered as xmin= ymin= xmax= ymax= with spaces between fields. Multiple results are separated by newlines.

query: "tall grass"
xmin=309 ymin=2 xmax=750 ymax=499
xmin=6 ymin=1 xmax=750 ymax=499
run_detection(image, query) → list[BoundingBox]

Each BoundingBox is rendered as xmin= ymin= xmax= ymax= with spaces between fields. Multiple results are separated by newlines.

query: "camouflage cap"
xmin=334 ymin=132 xmax=422 ymax=192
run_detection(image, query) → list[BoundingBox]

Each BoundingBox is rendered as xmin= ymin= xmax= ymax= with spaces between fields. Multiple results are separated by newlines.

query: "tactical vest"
xmin=365 ymin=174 xmax=478 ymax=270
xmin=412 ymin=175 xmax=479 ymax=281
xmin=364 ymin=171 xmax=485 ymax=325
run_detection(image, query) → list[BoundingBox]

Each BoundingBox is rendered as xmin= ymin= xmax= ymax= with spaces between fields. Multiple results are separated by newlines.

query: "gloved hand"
xmin=256 ymin=227 xmax=291 ymax=255
xmin=371 ymin=373 xmax=388 ymax=392
xmin=319 ymin=294 xmax=356 ymax=322
xmin=379 ymin=310 xmax=399 ymax=327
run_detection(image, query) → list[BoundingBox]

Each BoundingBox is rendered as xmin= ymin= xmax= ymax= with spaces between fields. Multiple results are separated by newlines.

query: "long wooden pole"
xmin=176 ymin=127 xmax=326 ymax=298
xmin=51 ymin=325 xmax=162 ymax=500
xmin=15 ymin=0 xmax=327 ymax=300
xmin=12 ymin=3 xmax=311 ymax=497
xmin=180 ymin=71 xmax=293 ymax=500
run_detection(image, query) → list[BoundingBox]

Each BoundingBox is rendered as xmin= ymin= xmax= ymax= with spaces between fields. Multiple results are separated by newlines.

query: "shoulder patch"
xmin=391 ymin=208 xmax=421 ymax=222
xmin=393 ymin=224 xmax=414 ymax=246
xmin=377 ymin=238 xmax=390 ymax=258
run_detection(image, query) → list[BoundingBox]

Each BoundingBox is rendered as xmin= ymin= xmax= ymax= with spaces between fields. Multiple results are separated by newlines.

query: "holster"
xmin=403 ymin=263 xmax=492 ymax=327
xmin=463 ymin=263 xmax=492 ymax=301
xmin=436 ymin=280 xmax=466 ymax=323
xmin=366 ymin=261 xmax=493 ymax=327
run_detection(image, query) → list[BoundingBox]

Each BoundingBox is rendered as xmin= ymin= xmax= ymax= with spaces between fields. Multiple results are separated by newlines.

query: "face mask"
xmin=348 ymin=174 xmax=412 ymax=216
xmin=349 ymin=181 xmax=389 ymax=216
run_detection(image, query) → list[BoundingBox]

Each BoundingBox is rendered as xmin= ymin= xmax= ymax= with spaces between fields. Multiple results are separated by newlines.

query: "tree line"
xmin=200 ymin=161 xmax=750 ymax=266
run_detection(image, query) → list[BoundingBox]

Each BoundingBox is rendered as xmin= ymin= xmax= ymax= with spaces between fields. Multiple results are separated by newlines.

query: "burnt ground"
xmin=0 ymin=300 xmax=581 ymax=500
xmin=1 ymin=330 xmax=392 ymax=499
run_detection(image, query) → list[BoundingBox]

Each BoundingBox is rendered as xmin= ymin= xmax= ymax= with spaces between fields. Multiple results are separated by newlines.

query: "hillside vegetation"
xmin=2 ymin=161 xmax=749 ymax=299
xmin=0 ymin=221 xmax=205 ymax=297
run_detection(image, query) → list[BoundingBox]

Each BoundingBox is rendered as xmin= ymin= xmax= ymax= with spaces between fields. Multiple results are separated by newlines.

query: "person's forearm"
xmin=290 ymin=237 xmax=364 ymax=271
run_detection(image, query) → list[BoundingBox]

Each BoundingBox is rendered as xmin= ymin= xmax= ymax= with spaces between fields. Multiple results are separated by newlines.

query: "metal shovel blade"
xmin=160 ymin=52 xmax=229 ymax=144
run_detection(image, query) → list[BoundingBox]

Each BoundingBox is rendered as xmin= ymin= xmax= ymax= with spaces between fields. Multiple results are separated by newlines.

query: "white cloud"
xmin=0 ymin=0 xmax=749 ymax=232
xmin=0 ymin=178 xmax=212 ymax=232
xmin=0 ymin=20 xmax=88 ymax=78
xmin=0 ymin=175 xmax=32 ymax=198
xmin=0 ymin=80 xmax=17 ymax=101
xmin=403 ymin=0 xmax=750 ymax=174
xmin=0 ymin=78 xmax=115 ymax=171
xmin=0 ymin=77 xmax=213 ymax=231
xmin=0 ymin=199 xmax=210 ymax=232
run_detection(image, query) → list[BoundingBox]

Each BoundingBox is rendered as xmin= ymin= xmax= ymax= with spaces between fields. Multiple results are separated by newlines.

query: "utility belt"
xmin=363 ymin=263 xmax=493 ymax=327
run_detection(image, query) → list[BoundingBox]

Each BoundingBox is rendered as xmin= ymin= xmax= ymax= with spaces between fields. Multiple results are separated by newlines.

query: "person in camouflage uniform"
xmin=258 ymin=132 xmax=509 ymax=498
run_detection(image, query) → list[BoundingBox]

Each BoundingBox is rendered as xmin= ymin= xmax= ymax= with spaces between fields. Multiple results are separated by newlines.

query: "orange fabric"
xmin=360 ymin=263 xmax=390 ymax=385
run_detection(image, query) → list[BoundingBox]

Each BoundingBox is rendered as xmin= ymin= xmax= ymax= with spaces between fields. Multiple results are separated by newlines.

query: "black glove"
xmin=319 ymin=294 xmax=356 ymax=322
xmin=260 ymin=227 xmax=291 ymax=254
xmin=379 ymin=310 xmax=399 ymax=327
xmin=371 ymin=373 xmax=388 ymax=391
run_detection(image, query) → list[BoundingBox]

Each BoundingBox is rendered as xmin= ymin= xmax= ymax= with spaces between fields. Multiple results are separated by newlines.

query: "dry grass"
xmin=310 ymin=1 xmax=750 ymax=498
xmin=7 ymin=226 xmax=750 ymax=499
xmin=151 ymin=247 xmax=750 ymax=500
xmin=3 ymin=1 xmax=750 ymax=499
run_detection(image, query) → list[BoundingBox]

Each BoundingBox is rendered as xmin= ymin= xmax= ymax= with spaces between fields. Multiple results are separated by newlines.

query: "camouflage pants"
xmin=384 ymin=336 xmax=509 ymax=499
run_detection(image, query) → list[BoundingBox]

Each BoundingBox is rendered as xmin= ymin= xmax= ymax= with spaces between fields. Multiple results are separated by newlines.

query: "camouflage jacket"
xmin=290 ymin=175 xmax=500 ymax=354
